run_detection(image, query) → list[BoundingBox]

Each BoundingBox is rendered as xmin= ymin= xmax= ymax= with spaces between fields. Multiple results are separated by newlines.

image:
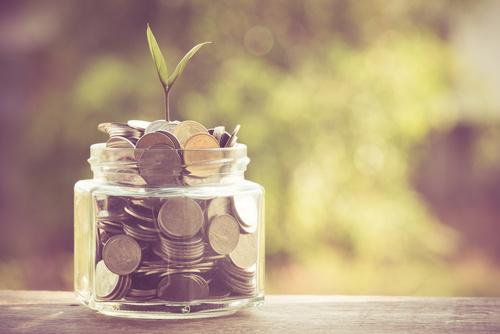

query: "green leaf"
xmin=167 ymin=41 xmax=211 ymax=90
xmin=146 ymin=24 xmax=168 ymax=89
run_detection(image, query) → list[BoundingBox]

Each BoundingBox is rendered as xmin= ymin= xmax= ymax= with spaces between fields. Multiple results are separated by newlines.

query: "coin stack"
xmin=94 ymin=191 xmax=260 ymax=302
xmin=97 ymin=119 xmax=240 ymax=186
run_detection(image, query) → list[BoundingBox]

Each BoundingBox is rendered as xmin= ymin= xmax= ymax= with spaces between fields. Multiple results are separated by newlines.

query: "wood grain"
xmin=0 ymin=291 xmax=499 ymax=334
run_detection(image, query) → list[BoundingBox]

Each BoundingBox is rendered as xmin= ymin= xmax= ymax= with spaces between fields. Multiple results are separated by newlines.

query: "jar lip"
xmin=90 ymin=142 xmax=248 ymax=153
xmin=88 ymin=142 xmax=249 ymax=187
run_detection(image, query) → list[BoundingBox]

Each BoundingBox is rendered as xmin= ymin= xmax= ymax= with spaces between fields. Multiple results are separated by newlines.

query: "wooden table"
xmin=1 ymin=291 xmax=499 ymax=333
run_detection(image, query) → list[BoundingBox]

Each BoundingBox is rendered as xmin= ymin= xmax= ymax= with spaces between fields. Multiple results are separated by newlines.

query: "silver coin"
xmin=231 ymin=193 xmax=258 ymax=232
xmin=105 ymin=136 xmax=137 ymax=149
xmin=224 ymin=124 xmax=240 ymax=147
xmin=228 ymin=232 xmax=258 ymax=269
xmin=207 ymin=214 xmax=240 ymax=255
xmin=157 ymin=198 xmax=204 ymax=238
xmin=127 ymin=120 xmax=151 ymax=131
xmin=95 ymin=260 xmax=120 ymax=299
xmin=102 ymin=234 xmax=142 ymax=275
xmin=206 ymin=197 xmax=231 ymax=222
xmin=145 ymin=120 xmax=168 ymax=134
xmin=145 ymin=120 xmax=179 ymax=134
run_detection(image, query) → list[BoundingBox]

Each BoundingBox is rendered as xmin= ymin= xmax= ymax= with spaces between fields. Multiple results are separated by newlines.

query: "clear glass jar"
xmin=74 ymin=143 xmax=264 ymax=319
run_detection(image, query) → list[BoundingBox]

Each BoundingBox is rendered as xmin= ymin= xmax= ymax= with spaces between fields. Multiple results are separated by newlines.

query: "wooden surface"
xmin=1 ymin=291 xmax=500 ymax=333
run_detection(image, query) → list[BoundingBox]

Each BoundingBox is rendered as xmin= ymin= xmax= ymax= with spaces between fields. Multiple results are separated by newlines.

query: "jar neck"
xmin=88 ymin=143 xmax=250 ymax=187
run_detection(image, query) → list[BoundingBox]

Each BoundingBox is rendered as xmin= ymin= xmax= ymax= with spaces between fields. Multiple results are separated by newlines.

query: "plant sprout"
xmin=146 ymin=24 xmax=211 ymax=121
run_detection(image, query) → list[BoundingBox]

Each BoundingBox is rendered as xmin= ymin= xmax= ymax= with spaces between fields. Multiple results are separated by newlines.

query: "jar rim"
xmin=89 ymin=142 xmax=248 ymax=153
xmin=88 ymin=143 xmax=249 ymax=187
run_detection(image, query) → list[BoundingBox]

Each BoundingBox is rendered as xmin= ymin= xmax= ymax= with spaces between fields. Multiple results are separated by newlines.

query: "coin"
xmin=95 ymin=260 xmax=120 ymax=299
xmin=127 ymin=120 xmax=151 ymax=131
xmin=144 ymin=120 xmax=167 ymax=134
xmin=231 ymin=193 xmax=258 ymax=233
xmin=228 ymin=232 xmax=258 ymax=269
xmin=138 ymin=143 xmax=181 ymax=185
xmin=157 ymin=198 xmax=204 ymax=238
xmin=183 ymin=133 xmax=223 ymax=177
xmin=173 ymin=120 xmax=208 ymax=148
xmin=102 ymin=234 xmax=142 ymax=275
xmin=224 ymin=124 xmax=240 ymax=147
xmin=157 ymin=130 xmax=181 ymax=149
xmin=207 ymin=215 xmax=240 ymax=255
xmin=106 ymin=136 xmax=137 ymax=149
xmin=99 ymin=122 xmax=142 ymax=139
xmin=135 ymin=132 xmax=177 ymax=160
xmin=206 ymin=197 xmax=231 ymax=222
xmin=124 ymin=203 xmax=155 ymax=223
xmin=145 ymin=120 xmax=179 ymax=134
xmin=210 ymin=126 xmax=226 ymax=145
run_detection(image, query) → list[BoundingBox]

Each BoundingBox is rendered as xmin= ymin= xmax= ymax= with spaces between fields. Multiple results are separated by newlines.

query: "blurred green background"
xmin=1 ymin=0 xmax=500 ymax=295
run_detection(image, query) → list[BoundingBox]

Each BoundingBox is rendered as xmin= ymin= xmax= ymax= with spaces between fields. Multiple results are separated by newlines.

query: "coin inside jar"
xmin=95 ymin=260 xmax=120 ymax=299
xmin=231 ymin=193 xmax=258 ymax=233
xmin=102 ymin=234 xmax=142 ymax=275
xmin=228 ymin=232 xmax=258 ymax=269
xmin=206 ymin=197 xmax=231 ymax=222
xmin=207 ymin=214 xmax=240 ymax=255
xmin=157 ymin=197 xmax=204 ymax=238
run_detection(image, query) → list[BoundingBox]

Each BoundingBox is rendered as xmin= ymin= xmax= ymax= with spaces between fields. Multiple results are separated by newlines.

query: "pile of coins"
xmin=98 ymin=119 xmax=240 ymax=186
xmin=94 ymin=192 xmax=260 ymax=302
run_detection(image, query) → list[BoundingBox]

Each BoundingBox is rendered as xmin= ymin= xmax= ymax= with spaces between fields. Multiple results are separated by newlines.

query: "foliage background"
xmin=1 ymin=0 xmax=500 ymax=295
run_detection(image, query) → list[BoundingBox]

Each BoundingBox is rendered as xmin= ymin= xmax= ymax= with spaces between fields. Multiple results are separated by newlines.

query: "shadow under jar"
xmin=74 ymin=143 xmax=265 ymax=319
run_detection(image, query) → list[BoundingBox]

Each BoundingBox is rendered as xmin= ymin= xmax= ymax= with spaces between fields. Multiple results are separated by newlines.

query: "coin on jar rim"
xmin=157 ymin=197 xmax=204 ymax=238
xmin=173 ymin=120 xmax=209 ymax=148
xmin=183 ymin=133 xmax=223 ymax=177
xmin=95 ymin=260 xmax=120 ymax=299
xmin=98 ymin=122 xmax=127 ymax=134
xmin=228 ymin=232 xmax=258 ymax=269
xmin=145 ymin=120 xmax=179 ymax=134
xmin=157 ymin=130 xmax=181 ymax=149
xmin=102 ymin=234 xmax=142 ymax=275
xmin=127 ymin=120 xmax=151 ymax=131
xmin=137 ymin=143 xmax=182 ymax=186
xmin=207 ymin=214 xmax=240 ymax=255
xmin=231 ymin=193 xmax=258 ymax=230
xmin=105 ymin=136 xmax=137 ymax=149
xmin=144 ymin=120 xmax=167 ymax=134
xmin=135 ymin=132 xmax=177 ymax=160
xmin=224 ymin=124 xmax=240 ymax=147
xmin=206 ymin=197 xmax=231 ymax=222
xmin=211 ymin=126 xmax=226 ymax=145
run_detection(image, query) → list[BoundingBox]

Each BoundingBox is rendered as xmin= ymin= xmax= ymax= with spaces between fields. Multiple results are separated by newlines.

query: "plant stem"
xmin=164 ymin=88 xmax=170 ymax=121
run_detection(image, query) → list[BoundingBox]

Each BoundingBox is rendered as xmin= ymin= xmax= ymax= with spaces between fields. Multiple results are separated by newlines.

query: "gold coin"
xmin=172 ymin=120 xmax=208 ymax=148
xmin=207 ymin=214 xmax=240 ymax=255
xmin=183 ymin=133 xmax=223 ymax=177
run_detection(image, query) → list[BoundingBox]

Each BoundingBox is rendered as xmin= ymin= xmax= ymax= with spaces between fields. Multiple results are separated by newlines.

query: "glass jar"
xmin=74 ymin=143 xmax=264 ymax=319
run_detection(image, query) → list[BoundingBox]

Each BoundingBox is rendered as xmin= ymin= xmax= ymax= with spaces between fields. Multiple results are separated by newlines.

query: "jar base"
xmin=85 ymin=295 xmax=264 ymax=319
